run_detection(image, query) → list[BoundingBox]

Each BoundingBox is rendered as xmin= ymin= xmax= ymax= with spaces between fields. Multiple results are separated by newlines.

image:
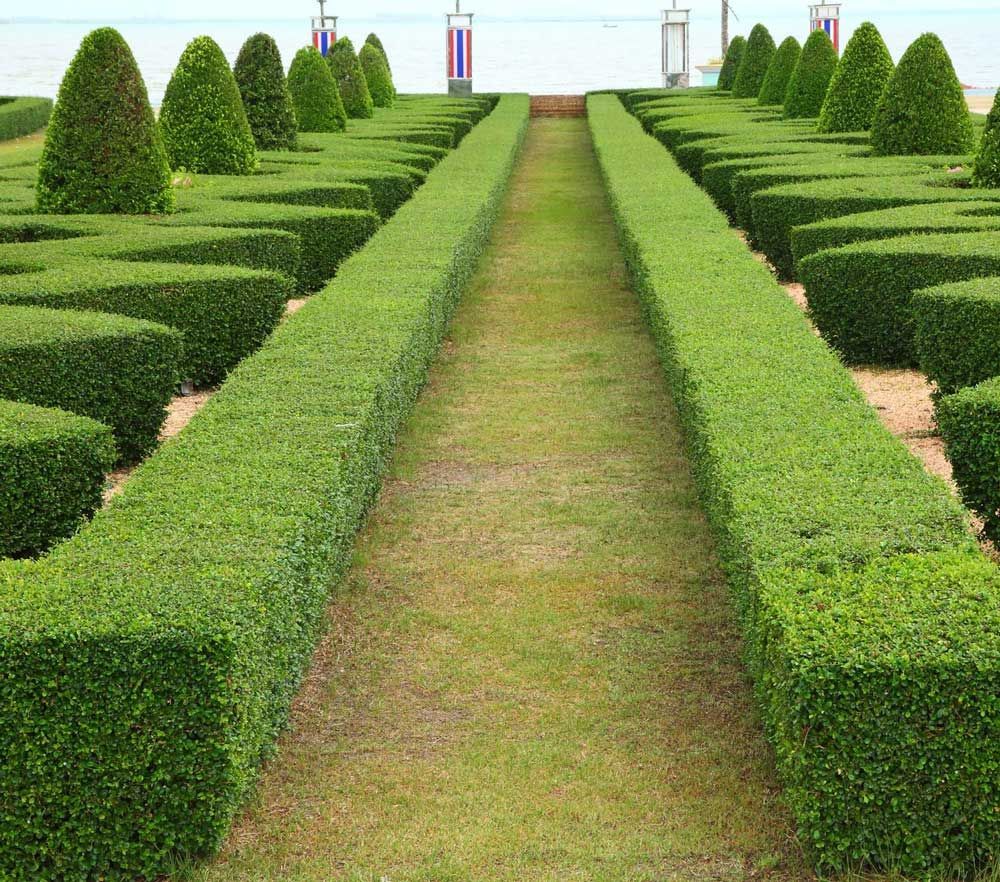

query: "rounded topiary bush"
xmin=234 ymin=33 xmax=298 ymax=150
xmin=365 ymin=33 xmax=392 ymax=77
xmin=327 ymin=37 xmax=374 ymax=120
xmin=36 ymin=27 xmax=173 ymax=214
xmin=160 ymin=36 xmax=258 ymax=175
xmin=818 ymin=22 xmax=895 ymax=133
xmin=359 ymin=42 xmax=395 ymax=108
xmin=731 ymin=25 xmax=776 ymax=99
xmin=871 ymin=33 xmax=974 ymax=156
xmin=972 ymin=89 xmax=1000 ymax=187
xmin=783 ymin=27 xmax=839 ymax=119
xmin=287 ymin=45 xmax=347 ymax=133
xmin=717 ymin=36 xmax=746 ymax=91
xmin=758 ymin=36 xmax=801 ymax=106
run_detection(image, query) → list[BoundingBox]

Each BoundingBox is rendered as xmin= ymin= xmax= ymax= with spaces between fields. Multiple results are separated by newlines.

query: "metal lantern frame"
xmin=809 ymin=3 xmax=842 ymax=52
xmin=661 ymin=4 xmax=691 ymax=89
xmin=446 ymin=7 xmax=474 ymax=97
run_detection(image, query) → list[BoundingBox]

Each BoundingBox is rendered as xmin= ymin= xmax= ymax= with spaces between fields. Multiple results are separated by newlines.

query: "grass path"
xmin=188 ymin=118 xmax=809 ymax=882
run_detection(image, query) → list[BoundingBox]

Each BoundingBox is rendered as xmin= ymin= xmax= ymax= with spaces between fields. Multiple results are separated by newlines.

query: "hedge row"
xmin=589 ymin=93 xmax=1000 ymax=874
xmin=0 ymin=96 xmax=52 ymax=142
xmin=0 ymin=399 xmax=114 ymax=558
xmin=0 ymin=93 xmax=530 ymax=882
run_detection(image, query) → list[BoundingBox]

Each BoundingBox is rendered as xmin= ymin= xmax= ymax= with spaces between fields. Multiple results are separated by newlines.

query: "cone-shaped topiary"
xmin=972 ymin=89 xmax=1000 ymax=186
xmin=287 ymin=45 xmax=347 ymax=133
xmin=871 ymin=33 xmax=974 ymax=156
xmin=783 ymin=27 xmax=839 ymax=119
xmin=365 ymin=33 xmax=392 ymax=77
xmin=359 ymin=42 xmax=395 ymax=108
xmin=758 ymin=36 xmax=801 ymax=106
xmin=327 ymin=37 xmax=374 ymax=119
xmin=818 ymin=22 xmax=895 ymax=133
xmin=717 ymin=36 xmax=746 ymax=92
xmin=234 ymin=33 xmax=298 ymax=150
xmin=36 ymin=28 xmax=172 ymax=214
xmin=160 ymin=36 xmax=258 ymax=175
xmin=731 ymin=25 xmax=776 ymax=99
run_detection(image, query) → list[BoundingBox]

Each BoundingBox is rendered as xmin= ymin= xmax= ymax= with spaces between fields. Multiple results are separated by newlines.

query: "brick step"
xmin=530 ymin=95 xmax=586 ymax=118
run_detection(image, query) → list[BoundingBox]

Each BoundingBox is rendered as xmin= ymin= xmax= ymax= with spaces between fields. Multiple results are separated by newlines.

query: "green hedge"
xmin=0 ymin=93 xmax=528 ymax=882
xmin=757 ymin=37 xmax=801 ymax=106
xmin=0 ymin=399 xmax=114 ymax=558
xmin=233 ymin=33 xmax=298 ymax=151
xmin=287 ymin=46 xmax=347 ymax=133
xmin=717 ymin=36 xmax=746 ymax=91
xmin=0 ymin=96 xmax=52 ymax=142
xmin=0 ymin=305 xmax=180 ymax=464
xmin=731 ymin=24 xmax=776 ymax=99
xmin=782 ymin=27 xmax=838 ymax=120
xmin=589 ymin=93 xmax=1000 ymax=874
xmin=817 ymin=22 xmax=894 ymax=134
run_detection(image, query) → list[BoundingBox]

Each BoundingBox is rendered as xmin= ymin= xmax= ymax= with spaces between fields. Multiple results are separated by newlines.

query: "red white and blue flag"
xmin=448 ymin=27 xmax=472 ymax=79
xmin=313 ymin=28 xmax=336 ymax=56
xmin=811 ymin=17 xmax=839 ymax=51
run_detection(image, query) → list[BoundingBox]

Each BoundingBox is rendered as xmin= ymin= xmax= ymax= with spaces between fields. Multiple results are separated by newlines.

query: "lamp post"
xmin=809 ymin=3 xmax=842 ymax=52
xmin=446 ymin=1 xmax=474 ymax=97
xmin=662 ymin=2 xmax=691 ymax=89
xmin=311 ymin=0 xmax=338 ymax=56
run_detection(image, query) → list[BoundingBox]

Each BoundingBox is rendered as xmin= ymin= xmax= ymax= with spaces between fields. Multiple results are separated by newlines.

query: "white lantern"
xmin=809 ymin=3 xmax=842 ymax=52
xmin=662 ymin=4 xmax=691 ymax=89
xmin=446 ymin=4 xmax=474 ymax=97
xmin=311 ymin=0 xmax=337 ymax=57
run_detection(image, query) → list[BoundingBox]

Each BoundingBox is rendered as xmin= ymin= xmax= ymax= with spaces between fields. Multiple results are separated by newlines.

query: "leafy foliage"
xmin=327 ymin=37 xmax=374 ymax=119
xmin=365 ymin=33 xmax=392 ymax=76
xmin=160 ymin=35 xmax=258 ymax=176
xmin=287 ymin=45 xmax=347 ymax=133
xmin=731 ymin=25 xmax=776 ymax=99
xmin=0 ymin=97 xmax=51 ymax=141
xmin=783 ymin=27 xmax=838 ymax=119
xmin=359 ymin=42 xmax=395 ymax=108
xmin=36 ymin=28 xmax=173 ymax=214
xmin=233 ymin=33 xmax=298 ymax=151
xmin=757 ymin=36 xmax=800 ymax=106
xmin=818 ymin=21 xmax=895 ymax=133
xmin=972 ymin=88 xmax=1000 ymax=186
xmin=871 ymin=32 xmax=974 ymax=156
xmin=716 ymin=36 xmax=746 ymax=91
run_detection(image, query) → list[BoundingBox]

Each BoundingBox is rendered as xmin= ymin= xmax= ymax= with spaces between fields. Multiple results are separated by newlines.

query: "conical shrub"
xmin=359 ymin=42 xmax=394 ymax=108
xmin=234 ymin=33 xmax=298 ymax=150
xmin=972 ymin=89 xmax=1000 ymax=187
xmin=731 ymin=25 xmax=776 ymax=99
xmin=717 ymin=36 xmax=746 ymax=91
xmin=871 ymin=33 xmax=974 ymax=156
xmin=287 ymin=45 xmax=347 ymax=132
xmin=758 ymin=36 xmax=801 ymax=106
xmin=36 ymin=27 xmax=172 ymax=214
xmin=160 ymin=36 xmax=258 ymax=175
xmin=365 ymin=33 xmax=392 ymax=77
xmin=818 ymin=22 xmax=895 ymax=133
xmin=327 ymin=37 xmax=374 ymax=119
xmin=783 ymin=27 xmax=839 ymax=119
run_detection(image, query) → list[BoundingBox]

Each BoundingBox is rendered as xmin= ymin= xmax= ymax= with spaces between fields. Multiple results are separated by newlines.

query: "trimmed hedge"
xmin=160 ymin=36 xmax=258 ymax=175
xmin=327 ymin=37 xmax=374 ymax=120
xmin=0 ymin=305 xmax=180 ymax=464
xmin=717 ymin=36 xmax=747 ymax=92
xmin=234 ymin=33 xmax=298 ymax=151
xmin=0 ymin=399 xmax=114 ymax=558
xmin=0 ymin=96 xmax=52 ymax=142
xmin=731 ymin=25 xmax=776 ymax=99
xmin=871 ymin=33 xmax=974 ymax=157
xmin=0 ymin=93 xmax=527 ymax=882
xmin=818 ymin=22 xmax=894 ymax=134
xmin=972 ymin=89 xmax=1000 ymax=187
xmin=359 ymin=42 xmax=395 ymax=109
xmin=36 ymin=28 xmax=173 ymax=214
xmin=287 ymin=46 xmax=347 ymax=133
xmin=590 ymin=93 xmax=1000 ymax=874
xmin=757 ymin=37 xmax=801 ymax=107
xmin=365 ymin=33 xmax=392 ymax=76
xmin=783 ymin=27 xmax=838 ymax=120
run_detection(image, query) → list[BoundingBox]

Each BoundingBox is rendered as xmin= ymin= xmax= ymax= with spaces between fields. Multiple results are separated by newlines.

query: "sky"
xmin=3 ymin=0 xmax=999 ymax=20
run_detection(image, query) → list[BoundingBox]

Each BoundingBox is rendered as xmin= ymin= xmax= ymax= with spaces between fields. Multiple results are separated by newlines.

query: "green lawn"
xmin=184 ymin=117 xmax=810 ymax=882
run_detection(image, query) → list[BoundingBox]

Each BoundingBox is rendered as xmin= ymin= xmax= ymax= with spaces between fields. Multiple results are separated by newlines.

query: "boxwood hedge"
xmin=0 ymin=399 xmax=114 ymax=558
xmin=817 ymin=22 xmax=894 ymax=134
xmin=731 ymin=24 xmax=776 ymax=99
xmin=782 ymin=27 xmax=838 ymax=120
xmin=590 ymin=92 xmax=1000 ymax=874
xmin=0 ymin=96 xmax=52 ymax=142
xmin=757 ymin=37 xmax=801 ymax=107
xmin=717 ymin=36 xmax=746 ymax=91
xmin=0 ymin=93 xmax=528 ymax=882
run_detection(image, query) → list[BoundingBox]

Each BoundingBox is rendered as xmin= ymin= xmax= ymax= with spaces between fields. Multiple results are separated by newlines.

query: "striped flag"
xmin=448 ymin=27 xmax=472 ymax=79
xmin=312 ymin=28 xmax=336 ymax=56
xmin=811 ymin=17 xmax=839 ymax=51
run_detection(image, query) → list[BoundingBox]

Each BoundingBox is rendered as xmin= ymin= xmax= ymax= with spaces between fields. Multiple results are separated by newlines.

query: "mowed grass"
xmin=184 ymin=118 xmax=811 ymax=882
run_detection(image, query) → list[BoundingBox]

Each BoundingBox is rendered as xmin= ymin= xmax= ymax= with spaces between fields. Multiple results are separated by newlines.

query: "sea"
xmin=0 ymin=10 xmax=998 ymax=104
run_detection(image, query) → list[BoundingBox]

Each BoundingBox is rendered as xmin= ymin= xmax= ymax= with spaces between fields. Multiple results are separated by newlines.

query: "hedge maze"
xmin=612 ymin=18 xmax=1000 ymax=875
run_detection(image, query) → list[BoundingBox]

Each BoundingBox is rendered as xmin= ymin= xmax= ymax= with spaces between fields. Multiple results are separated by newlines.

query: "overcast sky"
xmin=4 ymin=0 xmax=998 ymax=19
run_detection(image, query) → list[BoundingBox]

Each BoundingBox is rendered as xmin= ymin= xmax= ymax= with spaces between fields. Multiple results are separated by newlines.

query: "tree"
xmin=160 ymin=36 xmax=258 ymax=175
xmin=233 ymin=33 xmax=298 ymax=150
xmin=731 ymin=25 xmax=776 ymax=99
xmin=818 ymin=21 xmax=895 ymax=134
xmin=783 ymin=27 xmax=838 ymax=119
xmin=972 ymin=89 xmax=1000 ymax=187
xmin=327 ymin=37 xmax=374 ymax=119
xmin=359 ymin=42 xmax=395 ymax=108
xmin=365 ymin=33 xmax=392 ymax=78
xmin=871 ymin=33 xmax=974 ymax=156
xmin=287 ymin=45 xmax=347 ymax=133
xmin=717 ymin=35 xmax=746 ymax=91
xmin=757 ymin=36 xmax=801 ymax=106
xmin=36 ymin=27 xmax=172 ymax=214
